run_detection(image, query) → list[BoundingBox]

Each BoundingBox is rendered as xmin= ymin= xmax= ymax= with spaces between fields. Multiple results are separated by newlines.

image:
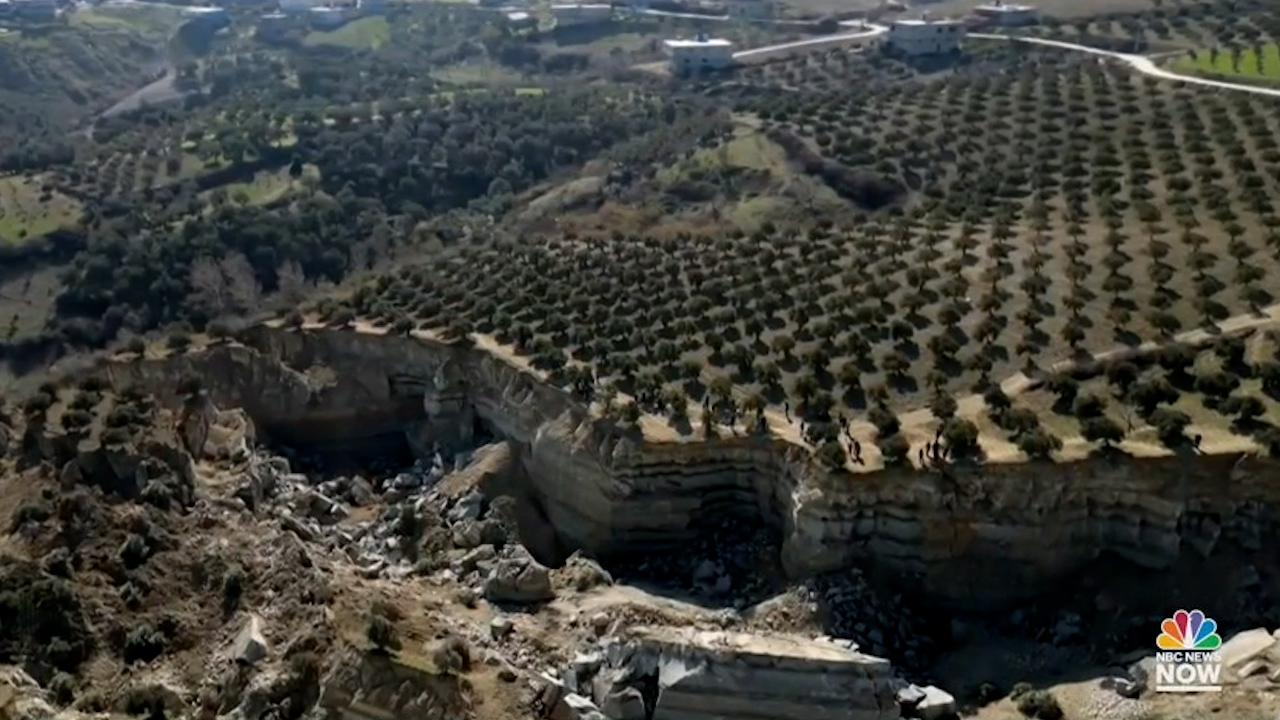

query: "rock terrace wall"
xmin=102 ymin=326 xmax=1280 ymax=607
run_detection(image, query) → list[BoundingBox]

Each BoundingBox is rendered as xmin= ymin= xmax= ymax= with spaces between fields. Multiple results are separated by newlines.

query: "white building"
xmin=974 ymin=1 xmax=1037 ymax=26
xmin=279 ymin=0 xmax=322 ymax=14
xmin=550 ymin=3 xmax=611 ymax=27
xmin=184 ymin=6 xmax=231 ymax=28
xmin=505 ymin=10 xmax=535 ymax=29
xmin=726 ymin=0 xmax=771 ymax=20
xmin=886 ymin=18 xmax=965 ymax=56
xmin=258 ymin=11 xmax=290 ymax=38
xmin=665 ymin=36 xmax=734 ymax=74
xmin=308 ymin=5 xmax=348 ymax=28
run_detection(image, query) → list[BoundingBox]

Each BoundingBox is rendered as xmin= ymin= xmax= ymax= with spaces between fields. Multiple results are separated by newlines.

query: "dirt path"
xmin=971 ymin=33 xmax=1280 ymax=98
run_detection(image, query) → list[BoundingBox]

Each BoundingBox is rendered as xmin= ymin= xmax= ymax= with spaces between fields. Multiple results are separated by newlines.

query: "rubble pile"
xmin=241 ymin=443 xmax=531 ymax=583
xmin=609 ymin=515 xmax=783 ymax=607
xmin=1220 ymin=627 xmax=1280 ymax=685
xmin=808 ymin=569 xmax=936 ymax=672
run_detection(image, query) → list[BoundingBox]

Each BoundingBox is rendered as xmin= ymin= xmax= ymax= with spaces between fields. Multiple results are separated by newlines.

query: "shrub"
xmin=166 ymin=333 xmax=192 ymax=352
xmin=23 ymin=392 xmax=54 ymax=417
xmin=1129 ymin=375 xmax=1178 ymax=412
xmin=366 ymin=615 xmax=400 ymax=654
xmin=102 ymin=428 xmax=132 ymax=447
xmin=1149 ymin=407 xmax=1190 ymax=446
xmin=1258 ymin=426 xmax=1280 ymax=457
xmin=207 ymin=320 xmax=235 ymax=340
xmin=1082 ymin=416 xmax=1125 ymax=447
xmin=122 ymin=624 xmax=166 ymax=664
xmin=124 ymin=337 xmax=147 ymax=355
xmin=983 ymin=385 xmax=1011 ymax=412
xmin=222 ymin=566 xmax=245 ymax=615
xmin=943 ymin=417 xmax=980 ymax=459
xmin=868 ymin=404 xmax=900 ymax=436
xmin=391 ymin=317 xmax=414 ymax=336
xmin=78 ymin=377 xmax=108 ymax=393
xmin=1156 ymin=343 xmax=1196 ymax=375
xmin=10 ymin=501 xmax=51 ymax=532
xmin=176 ymin=375 xmax=202 ymax=398
xmin=1072 ymin=393 xmax=1107 ymax=419
xmin=878 ymin=433 xmax=911 ymax=465
xmin=1195 ymin=370 xmax=1239 ymax=398
xmin=816 ymin=440 xmax=846 ymax=468
xmin=1015 ymin=689 xmax=1063 ymax=719
xmin=1000 ymin=407 xmax=1040 ymax=436
xmin=1047 ymin=374 xmax=1078 ymax=404
xmin=105 ymin=405 xmax=140 ymax=428
xmin=1221 ymin=395 xmax=1266 ymax=422
xmin=930 ymin=392 xmax=958 ymax=420
xmin=118 ymin=534 xmax=151 ymax=569
xmin=1018 ymin=428 xmax=1062 ymax=459
xmin=0 ymin=569 xmax=92 ymax=672
xmin=49 ymin=672 xmax=76 ymax=705
xmin=427 ymin=635 xmax=472 ymax=675
xmin=1105 ymin=361 xmax=1139 ymax=391
xmin=61 ymin=409 xmax=94 ymax=430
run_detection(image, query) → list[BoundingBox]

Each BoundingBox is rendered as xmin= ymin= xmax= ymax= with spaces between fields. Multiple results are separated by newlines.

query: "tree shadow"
xmin=843 ymin=386 xmax=867 ymax=410
xmin=671 ymin=416 xmax=693 ymax=437
xmin=1113 ymin=328 xmax=1143 ymax=347
xmin=888 ymin=374 xmax=918 ymax=394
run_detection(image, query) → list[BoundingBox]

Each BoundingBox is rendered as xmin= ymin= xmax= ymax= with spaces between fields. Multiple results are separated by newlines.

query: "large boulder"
xmin=552 ymin=693 xmax=606 ymax=720
xmin=230 ymin=613 xmax=269 ymax=665
xmin=599 ymin=687 xmax=645 ymax=720
xmin=484 ymin=548 xmax=555 ymax=604
xmin=916 ymin=685 xmax=956 ymax=720
xmin=555 ymin=551 xmax=614 ymax=593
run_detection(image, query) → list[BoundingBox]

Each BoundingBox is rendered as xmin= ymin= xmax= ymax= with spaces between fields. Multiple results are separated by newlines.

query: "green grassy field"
xmin=199 ymin=166 xmax=316 ymax=209
xmin=302 ymin=16 xmax=390 ymax=50
xmin=1175 ymin=44 xmax=1280 ymax=83
xmin=0 ymin=176 xmax=82 ymax=245
xmin=69 ymin=5 xmax=188 ymax=42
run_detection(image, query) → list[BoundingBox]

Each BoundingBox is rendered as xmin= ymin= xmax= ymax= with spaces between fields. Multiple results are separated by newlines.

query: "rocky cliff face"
xmin=101 ymin=327 xmax=1280 ymax=608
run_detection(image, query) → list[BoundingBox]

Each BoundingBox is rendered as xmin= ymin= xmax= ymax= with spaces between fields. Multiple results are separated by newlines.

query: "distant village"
xmin=0 ymin=0 xmax=1045 ymax=77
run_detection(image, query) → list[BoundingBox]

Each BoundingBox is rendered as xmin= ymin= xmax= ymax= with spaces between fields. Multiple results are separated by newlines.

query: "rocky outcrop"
xmin=593 ymin=628 xmax=899 ymax=720
xmin=318 ymin=649 xmax=468 ymax=720
xmin=100 ymin=326 xmax=1280 ymax=608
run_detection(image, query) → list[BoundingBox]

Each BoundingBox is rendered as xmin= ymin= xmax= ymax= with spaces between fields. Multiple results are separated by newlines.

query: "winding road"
xmin=732 ymin=23 xmax=887 ymax=60
xmin=971 ymin=33 xmax=1280 ymax=98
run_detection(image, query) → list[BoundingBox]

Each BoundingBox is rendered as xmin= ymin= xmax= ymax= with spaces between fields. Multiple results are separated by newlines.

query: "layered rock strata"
xmin=102 ymin=327 xmax=1280 ymax=607
xmin=607 ymin=627 xmax=899 ymax=720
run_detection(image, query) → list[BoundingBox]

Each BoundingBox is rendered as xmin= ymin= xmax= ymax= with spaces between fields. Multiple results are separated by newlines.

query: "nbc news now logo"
xmin=1155 ymin=609 xmax=1223 ymax=693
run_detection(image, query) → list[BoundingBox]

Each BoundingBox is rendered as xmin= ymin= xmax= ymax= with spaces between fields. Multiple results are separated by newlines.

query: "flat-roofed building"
xmin=505 ymin=10 xmax=535 ymax=30
xmin=185 ymin=5 xmax=231 ymax=28
xmin=974 ymin=1 xmax=1037 ymax=26
xmin=887 ymin=17 xmax=965 ymax=55
xmin=665 ymin=35 xmax=734 ymax=74
xmin=308 ymin=5 xmax=349 ymax=28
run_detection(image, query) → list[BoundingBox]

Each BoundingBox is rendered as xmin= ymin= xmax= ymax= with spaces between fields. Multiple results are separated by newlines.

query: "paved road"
xmin=637 ymin=7 xmax=869 ymax=26
xmin=971 ymin=33 xmax=1280 ymax=99
xmin=733 ymin=23 xmax=886 ymax=60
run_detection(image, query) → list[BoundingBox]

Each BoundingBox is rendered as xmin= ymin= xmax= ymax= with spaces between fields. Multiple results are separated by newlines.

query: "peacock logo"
xmin=1157 ymin=609 xmax=1223 ymax=651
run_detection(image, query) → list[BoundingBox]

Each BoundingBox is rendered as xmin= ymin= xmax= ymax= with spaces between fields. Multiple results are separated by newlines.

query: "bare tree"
xmin=221 ymin=252 xmax=261 ymax=314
